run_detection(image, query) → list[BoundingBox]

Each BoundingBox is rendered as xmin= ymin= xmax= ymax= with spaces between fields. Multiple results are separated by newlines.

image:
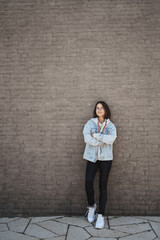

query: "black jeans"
xmin=85 ymin=160 xmax=112 ymax=215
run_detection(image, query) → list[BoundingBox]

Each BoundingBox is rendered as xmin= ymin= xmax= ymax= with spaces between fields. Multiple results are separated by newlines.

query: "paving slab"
xmin=135 ymin=216 xmax=160 ymax=223
xmin=30 ymin=216 xmax=64 ymax=224
xmin=0 ymin=218 xmax=20 ymax=224
xmin=56 ymin=216 xmax=92 ymax=227
xmin=85 ymin=226 xmax=128 ymax=238
xmin=110 ymin=222 xmax=151 ymax=234
xmin=0 ymin=224 xmax=8 ymax=231
xmin=109 ymin=216 xmax=148 ymax=226
xmin=37 ymin=220 xmax=68 ymax=235
xmin=45 ymin=236 xmax=66 ymax=240
xmin=24 ymin=223 xmax=57 ymax=239
xmin=89 ymin=238 xmax=117 ymax=240
xmin=108 ymin=216 xmax=121 ymax=221
xmin=119 ymin=230 xmax=157 ymax=240
xmin=149 ymin=221 xmax=160 ymax=237
xmin=0 ymin=216 xmax=160 ymax=240
xmin=8 ymin=218 xmax=30 ymax=233
xmin=0 ymin=231 xmax=39 ymax=240
xmin=67 ymin=225 xmax=90 ymax=240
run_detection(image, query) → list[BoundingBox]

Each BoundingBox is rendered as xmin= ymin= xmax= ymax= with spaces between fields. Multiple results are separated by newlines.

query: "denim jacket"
xmin=83 ymin=117 xmax=117 ymax=162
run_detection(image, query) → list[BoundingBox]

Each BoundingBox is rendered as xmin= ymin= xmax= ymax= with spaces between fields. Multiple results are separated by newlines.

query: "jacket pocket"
xmin=90 ymin=127 xmax=97 ymax=133
xmin=85 ymin=144 xmax=97 ymax=157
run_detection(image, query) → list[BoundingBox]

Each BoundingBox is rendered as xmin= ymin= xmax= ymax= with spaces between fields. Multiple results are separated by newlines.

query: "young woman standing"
xmin=83 ymin=101 xmax=117 ymax=229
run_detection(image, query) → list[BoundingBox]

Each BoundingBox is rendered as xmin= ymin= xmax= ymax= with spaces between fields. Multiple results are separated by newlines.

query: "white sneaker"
xmin=85 ymin=203 xmax=97 ymax=223
xmin=95 ymin=214 xmax=105 ymax=229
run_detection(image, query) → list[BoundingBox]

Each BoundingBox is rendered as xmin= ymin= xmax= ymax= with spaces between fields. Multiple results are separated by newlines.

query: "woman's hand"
xmin=91 ymin=132 xmax=96 ymax=138
xmin=91 ymin=133 xmax=99 ymax=139
xmin=92 ymin=133 xmax=100 ymax=140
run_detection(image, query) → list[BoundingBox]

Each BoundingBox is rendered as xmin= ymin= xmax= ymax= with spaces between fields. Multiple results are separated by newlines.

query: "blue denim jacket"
xmin=83 ymin=117 xmax=117 ymax=162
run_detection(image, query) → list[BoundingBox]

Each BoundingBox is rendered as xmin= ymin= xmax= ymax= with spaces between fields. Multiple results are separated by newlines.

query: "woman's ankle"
xmin=89 ymin=205 xmax=94 ymax=208
xmin=98 ymin=213 xmax=104 ymax=216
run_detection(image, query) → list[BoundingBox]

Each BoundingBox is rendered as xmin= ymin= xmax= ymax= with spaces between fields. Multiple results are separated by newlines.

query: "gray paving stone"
xmin=30 ymin=216 xmax=64 ymax=224
xmin=0 ymin=224 xmax=8 ymax=231
xmin=119 ymin=230 xmax=156 ymax=240
xmin=109 ymin=217 xmax=148 ymax=226
xmin=45 ymin=236 xmax=66 ymax=240
xmin=1 ymin=216 xmax=159 ymax=240
xmin=111 ymin=222 xmax=151 ymax=234
xmin=149 ymin=221 xmax=160 ymax=236
xmin=25 ymin=223 xmax=57 ymax=238
xmin=56 ymin=216 xmax=91 ymax=227
xmin=38 ymin=220 xmax=68 ymax=235
xmin=8 ymin=218 xmax=30 ymax=233
xmin=67 ymin=225 xmax=90 ymax=240
xmin=135 ymin=216 xmax=160 ymax=223
xmin=0 ymin=231 xmax=39 ymax=240
xmin=0 ymin=218 xmax=20 ymax=224
xmin=89 ymin=238 xmax=117 ymax=240
xmin=108 ymin=216 xmax=119 ymax=220
xmin=85 ymin=226 xmax=128 ymax=238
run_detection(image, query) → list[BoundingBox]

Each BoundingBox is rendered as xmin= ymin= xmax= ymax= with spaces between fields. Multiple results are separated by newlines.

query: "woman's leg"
xmin=98 ymin=160 xmax=112 ymax=215
xmin=85 ymin=160 xmax=99 ymax=206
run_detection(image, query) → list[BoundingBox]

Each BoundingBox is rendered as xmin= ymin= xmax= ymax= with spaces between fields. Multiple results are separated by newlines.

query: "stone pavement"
xmin=0 ymin=215 xmax=160 ymax=240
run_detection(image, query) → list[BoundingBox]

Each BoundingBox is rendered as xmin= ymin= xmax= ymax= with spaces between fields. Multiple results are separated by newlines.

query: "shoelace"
xmin=85 ymin=206 xmax=91 ymax=218
xmin=85 ymin=206 xmax=95 ymax=218
xmin=95 ymin=213 xmax=99 ymax=220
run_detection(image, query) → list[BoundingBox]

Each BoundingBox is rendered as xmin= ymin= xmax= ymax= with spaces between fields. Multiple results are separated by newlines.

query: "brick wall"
xmin=0 ymin=0 xmax=160 ymax=217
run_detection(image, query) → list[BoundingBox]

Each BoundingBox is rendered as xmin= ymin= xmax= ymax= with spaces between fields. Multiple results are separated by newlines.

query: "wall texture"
xmin=0 ymin=0 xmax=160 ymax=217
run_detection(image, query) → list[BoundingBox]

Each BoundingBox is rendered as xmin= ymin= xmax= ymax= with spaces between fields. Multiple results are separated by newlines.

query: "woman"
xmin=83 ymin=101 xmax=117 ymax=229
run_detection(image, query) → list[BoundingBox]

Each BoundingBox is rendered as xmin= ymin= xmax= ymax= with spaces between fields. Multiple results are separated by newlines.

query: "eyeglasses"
xmin=96 ymin=107 xmax=104 ymax=111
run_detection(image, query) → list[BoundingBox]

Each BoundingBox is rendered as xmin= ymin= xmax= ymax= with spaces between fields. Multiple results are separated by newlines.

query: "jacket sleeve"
xmin=92 ymin=124 xmax=117 ymax=145
xmin=83 ymin=121 xmax=104 ymax=147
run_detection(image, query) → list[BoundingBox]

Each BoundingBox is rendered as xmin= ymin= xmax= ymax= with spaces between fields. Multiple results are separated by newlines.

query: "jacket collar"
xmin=91 ymin=117 xmax=110 ymax=125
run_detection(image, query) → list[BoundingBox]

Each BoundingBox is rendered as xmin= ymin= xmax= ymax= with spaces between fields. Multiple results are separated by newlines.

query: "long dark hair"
xmin=93 ymin=101 xmax=111 ymax=119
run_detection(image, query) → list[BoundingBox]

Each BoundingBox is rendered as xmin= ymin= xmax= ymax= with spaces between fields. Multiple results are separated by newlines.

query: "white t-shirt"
xmin=91 ymin=117 xmax=110 ymax=160
xmin=97 ymin=121 xmax=106 ymax=160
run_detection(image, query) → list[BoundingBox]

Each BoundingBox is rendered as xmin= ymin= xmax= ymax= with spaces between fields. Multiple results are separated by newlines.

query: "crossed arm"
xmin=83 ymin=121 xmax=117 ymax=146
xmin=92 ymin=129 xmax=117 ymax=145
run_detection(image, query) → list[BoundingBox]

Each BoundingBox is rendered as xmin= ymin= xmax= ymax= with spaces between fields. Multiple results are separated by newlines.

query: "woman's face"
xmin=96 ymin=103 xmax=105 ymax=118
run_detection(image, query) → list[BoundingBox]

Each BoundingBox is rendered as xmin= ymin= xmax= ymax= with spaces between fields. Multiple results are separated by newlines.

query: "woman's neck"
xmin=98 ymin=117 xmax=105 ymax=124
